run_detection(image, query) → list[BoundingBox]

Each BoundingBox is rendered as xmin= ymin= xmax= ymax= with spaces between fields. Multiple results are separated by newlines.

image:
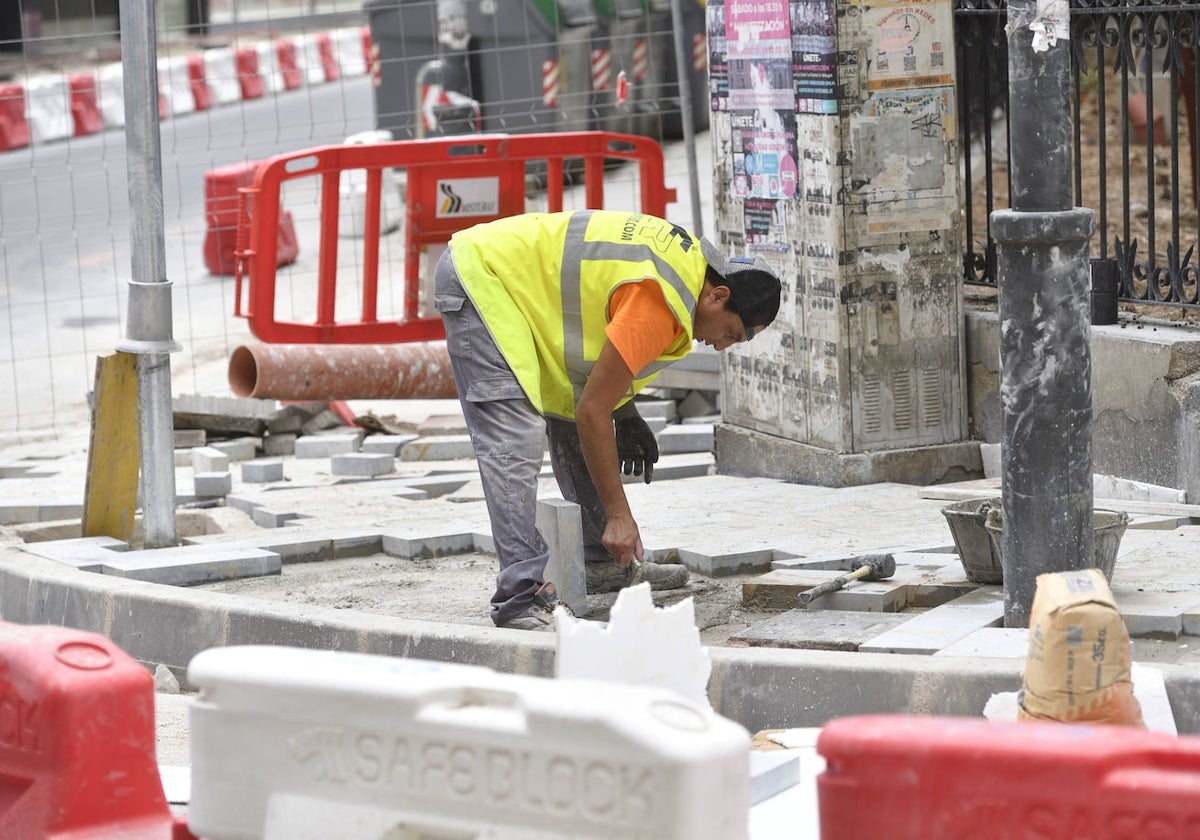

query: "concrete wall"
xmin=967 ymin=310 xmax=1200 ymax=501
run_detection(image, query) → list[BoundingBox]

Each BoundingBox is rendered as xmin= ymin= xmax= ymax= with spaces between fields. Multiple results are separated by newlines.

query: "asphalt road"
xmin=0 ymin=76 xmax=377 ymax=434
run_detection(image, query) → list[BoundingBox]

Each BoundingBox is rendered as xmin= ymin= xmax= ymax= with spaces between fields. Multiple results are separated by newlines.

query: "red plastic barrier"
xmin=186 ymin=54 xmax=213 ymax=111
xmin=275 ymin=39 xmax=304 ymax=90
xmin=205 ymin=160 xmax=298 ymax=275
xmin=0 ymin=623 xmax=192 ymax=838
xmin=316 ymin=32 xmax=341 ymax=82
xmin=233 ymin=131 xmax=675 ymax=344
xmin=817 ymin=714 xmax=1200 ymax=839
xmin=235 ymin=47 xmax=264 ymax=100
xmin=0 ymin=83 xmax=30 ymax=151
xmin=68 ymin=73 xmax=103 ymax=136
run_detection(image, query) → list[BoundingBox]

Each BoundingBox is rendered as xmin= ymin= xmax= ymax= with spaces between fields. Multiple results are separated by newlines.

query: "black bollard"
xmin=990 ymin=0 xmax=1096 ymax=626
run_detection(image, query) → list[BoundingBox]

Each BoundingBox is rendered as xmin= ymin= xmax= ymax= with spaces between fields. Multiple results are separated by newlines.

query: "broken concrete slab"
xmin=100 ymin=545 xmax=281 ymax=586
xmin=858 ymin=588 xmax=1005 ymax=655
xmin=728 ymin=609 xmax=912 ymax=651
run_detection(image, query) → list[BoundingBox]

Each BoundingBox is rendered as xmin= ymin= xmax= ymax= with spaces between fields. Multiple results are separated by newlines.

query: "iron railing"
xmin=956 ymin=0 xmax=1200 ymax=309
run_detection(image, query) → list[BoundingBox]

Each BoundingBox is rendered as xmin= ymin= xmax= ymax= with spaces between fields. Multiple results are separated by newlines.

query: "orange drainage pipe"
xmin=228 ymin=342 xmax=458 ymax=400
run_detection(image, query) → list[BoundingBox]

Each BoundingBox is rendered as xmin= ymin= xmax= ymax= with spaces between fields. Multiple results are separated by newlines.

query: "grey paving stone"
xmin=657 ymin=423 xmax=714 ymax=454
xmin=858 ymin=588 xmax=1006 ymax=655
xmin=226 ymin=495 xmax=261 ymax=516
xmin=934 ymin=627 xmax=1029 ymax=659
xmin=101 ymin=546 xmax=281 ymax=586
xmin=294 ymin=433 xmax=360 ymax=458
xmin=174 ymin=449 xmax=193 ymax=467
xmin=242 ymin=460 xmax=285 ymax=483
xmin=635 ymin=399 xmax=677 ymax=422
xmin=211 ymin=438 xmax=259 ymax=462
xmin=174 ymin=429 xmax=206 ymax=448
xmin=417 ymin=414 xmax=469 ymax=436
xmin=729 ymin=609 xmax=912 ymax=651
xmin=678 ymin=390 xmax=717 ymax=418
xmin=742 ymin=568 xmax=940 ymax=612
xmin=472 ymin=530 xmax=496 ymax=555
xmin=262 ymin=433 xmax=297 ymax=457
xmin=645 ymin=417 xmax=669 ymax=434
xmin=537 ymin=498 xmax=587 ymax=616
xmin=399 ymin=435 xmax=476 ymax=462
xmin=300 ymin=409 xmax=345 ymax=435
xmin=1184 ymin=605 xmax=1200 ymax=637
xmin=632 ymin=452 xmax=713 ymax=482
xmin=268 ymin=404 xmax=320 ymax=434
xmin=194 ymin=472 xmax=233 ymax=498
xmin=252 ymin=508 xmax=303 ymax=528
xmin=381 ymin=529 xmax=475 ymax=559
xmin=191 ymin=447 xmax=230 ymax=474
xmin=360 ymin=434 xmax=418 ymax=456
xmin=18 ymin=536 xmax=128 ymax=572
xmin=679 ymin=546 xmax=775 ymax=577
xmin=331 ymin=452 xmax=395 ymax=477
xmin=1116 ymin=591 xmax=1200 ymax=638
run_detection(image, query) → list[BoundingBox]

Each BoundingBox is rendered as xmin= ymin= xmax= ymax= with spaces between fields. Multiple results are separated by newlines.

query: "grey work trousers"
xmin=434 ymin=250 xmax=610 ymax=625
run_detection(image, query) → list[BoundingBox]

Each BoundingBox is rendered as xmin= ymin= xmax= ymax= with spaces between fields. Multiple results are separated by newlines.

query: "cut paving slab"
xmin=857 ymin=588 xmax=1006 ymax=655
xmin=729 ymin=610 xmax=913 ymax=651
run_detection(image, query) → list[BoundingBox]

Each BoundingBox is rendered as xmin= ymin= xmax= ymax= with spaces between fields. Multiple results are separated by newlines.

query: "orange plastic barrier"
xmin=235 ymin=47 xmax=264 ymax=99
xmin=187 ymin=55 xmax=213 ymax=111
xmin=233 ymin=131 xmax=674 ymax=344
xmin=0 ymin=83 xmax=29 ymax=151
xmin=0 ymin=623 xmax=195 ymax=838
xmin=275 ymin=39 xmax=304 ymax=90
xmin=817 ymin=714 xmax=1200 ymax=839
xmin=68 ymin=73 xmax=103 ymax=136
xmin=206 ymin=161 xmax=298 ymax=276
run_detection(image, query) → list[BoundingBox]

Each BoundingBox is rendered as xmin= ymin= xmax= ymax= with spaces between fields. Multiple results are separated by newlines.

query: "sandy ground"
xmin=197 ymin=552 xmax=781 ymax=645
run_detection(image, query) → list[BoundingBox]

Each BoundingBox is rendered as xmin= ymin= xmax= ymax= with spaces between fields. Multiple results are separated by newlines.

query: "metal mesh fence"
xmin=0 ymin=0 xmax=709 ymax=442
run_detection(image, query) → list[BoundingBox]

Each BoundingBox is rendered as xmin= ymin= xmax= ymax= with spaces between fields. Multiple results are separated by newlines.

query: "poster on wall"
xmin=708 ymin=0 xmax=730 ymax=110
xmin=726 ymin=0 xmax=798 ymax=205
xmin=863 ymin=1 xmax=953 ymax=90
xmin=743 ymin=197 xmax=790 ymax=249
xmin=791 ymin=0 xmax=837 ymax=114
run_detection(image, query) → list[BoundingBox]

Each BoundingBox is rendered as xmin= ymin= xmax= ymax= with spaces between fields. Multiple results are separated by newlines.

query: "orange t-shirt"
xmin=604 ymin=280 xmax=686 ymax=376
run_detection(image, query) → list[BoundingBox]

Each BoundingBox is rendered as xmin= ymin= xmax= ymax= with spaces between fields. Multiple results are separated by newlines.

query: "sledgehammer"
xmin=798 ymin=553 xmax=897 ymax=606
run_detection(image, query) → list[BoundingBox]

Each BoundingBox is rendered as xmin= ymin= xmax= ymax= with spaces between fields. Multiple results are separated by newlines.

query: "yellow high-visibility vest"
xmin=448 ymin=210 xmax=707 ymax=420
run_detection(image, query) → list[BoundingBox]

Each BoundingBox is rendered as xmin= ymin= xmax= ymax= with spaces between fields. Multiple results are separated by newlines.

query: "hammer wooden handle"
xmin=798 ymin=564 xmax=872 ymax=605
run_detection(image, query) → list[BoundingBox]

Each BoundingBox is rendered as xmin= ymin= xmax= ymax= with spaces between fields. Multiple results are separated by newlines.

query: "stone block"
xmin=645 ymin=417 xmax=669 ymax=434
xmin=728 ymin=610 xmax=912 ymax=651
xmin=360 ymin=434 xmax=418 ymax=456
xmin=174 ymin=449 xmax=193 ymax=467
xmin=18 ymin=536 xmax=128 ymax=572
xmin=211 ymin=438 xmax=259 ymax=462
xmin=262 ymin=433 xmax=297 ymax=457
xmin=194 ymin=472 xmax=233 ymax=498
xmin=678 ymin=390 xmax=717 ymax=419
xmin=242 ymin=460 xmax=285 ymax=483
xmin=192 ymin=446 xmax=230 ymax=473
xmin=621 ymin=453 xmax=713 ymax=483
xmin=268 ymin=403 xmax=324 ymax=434
xmin=399 ymin=435 xmax=476 ymax=462
xmin=174 ymin=428 xmax=206 ymax=448
xmin=252 ymin=508 xmax=302 ymax=528
xmin=1115 ymin=591 xmax=1200 ymax=638
xmin=331 ymin=452 xmax=395 ymax=477
xmin=300 ymin=409 xmax=344 ymax=435
xmin=657 ymin=424 xmax=714 ymax=454
xmin=679 ymin=546 xmax=774 ymax=577
xmin=537 ymin=498 xmax=587 ymax=616
xmin=858 ymin=588 xmax=1005 ymax=655
xmin=225 ymin=495 xmax=261 ymax=516
xmin=381 ymin=530 xmax=474 ymax=559
xmin=101 ymin=545 xmax=281 ymax=586
xmin=634 ymin=399 xmax=677 ymax=422
xmin=294 ymin=433 xmax=359 ymax=458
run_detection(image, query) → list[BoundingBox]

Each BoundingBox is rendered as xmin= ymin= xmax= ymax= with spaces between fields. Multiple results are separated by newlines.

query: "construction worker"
xmin=435 ymin=210 xmax=782 ymax=631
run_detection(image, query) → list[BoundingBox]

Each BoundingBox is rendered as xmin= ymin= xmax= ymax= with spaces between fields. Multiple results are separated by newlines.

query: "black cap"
xmin=700 ymin=238 xmax=782 ymax=339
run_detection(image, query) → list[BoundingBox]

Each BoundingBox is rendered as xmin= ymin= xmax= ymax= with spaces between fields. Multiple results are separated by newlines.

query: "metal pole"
xmin=669 ymin=0 xmax=703 ymax=237
xmin=991 ymin=0 xmax=1094 ymax=625
xmin=117 ymin=0 xmax=181 ymax=549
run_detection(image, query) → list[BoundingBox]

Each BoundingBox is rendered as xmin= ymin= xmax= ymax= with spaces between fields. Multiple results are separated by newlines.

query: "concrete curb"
xmin=4 ymin=547 xmax=1198 ymax=733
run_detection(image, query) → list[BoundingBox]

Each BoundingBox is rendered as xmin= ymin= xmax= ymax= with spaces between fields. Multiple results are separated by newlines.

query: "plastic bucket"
xmin=941 ymin=497 xmax=1004 ymax=584
xmin=983 ymin=508 xmax=1130 ymax=583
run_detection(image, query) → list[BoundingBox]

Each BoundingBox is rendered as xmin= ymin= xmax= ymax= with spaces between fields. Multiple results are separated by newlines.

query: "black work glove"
xmin=613 ymin=409 xmax=659 ymax=484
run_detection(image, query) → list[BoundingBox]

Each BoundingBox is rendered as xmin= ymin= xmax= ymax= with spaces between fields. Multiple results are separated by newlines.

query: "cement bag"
xmin=1018 ymin=568 xmax=1145 ymax=728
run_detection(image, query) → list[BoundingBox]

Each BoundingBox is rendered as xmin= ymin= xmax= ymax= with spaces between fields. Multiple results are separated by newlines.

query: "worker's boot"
xmin=585 ymin=559 xmax=689 ymax=594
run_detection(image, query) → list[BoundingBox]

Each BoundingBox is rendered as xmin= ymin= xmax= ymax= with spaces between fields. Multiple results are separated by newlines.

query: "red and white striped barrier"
xmin=591 ymin=47 xmax=612 ymax=92
xmin=693 ymin=32 xmax=708 ymax=73
xmin=542 ymin=59 xmax=560 ymax=107
xmin=2 ymin=27 xmax=374 ymax=153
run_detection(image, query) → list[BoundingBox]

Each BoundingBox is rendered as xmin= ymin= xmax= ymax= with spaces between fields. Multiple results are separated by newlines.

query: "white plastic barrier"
xmin=339 ymin=129 xmax=403 ymax=238
xmin=158 ymin=55 xmax=195 ymax=116
xmin=293 ymin=33 xmax=327 ymax=86
xmin=332 ymin=27 xmax=367 ymax=77
xmin=255 ymin=40 xmax=285 ymax=94
xmin=204 ymin=47 xmax=241 ymax=106
xmin=97 ymin=62 xmax=126 ymax=127
xmin=24 ymin=74 xmax=72 ymax=143
xmin=187 ymin=646 xmax=751 ymax=840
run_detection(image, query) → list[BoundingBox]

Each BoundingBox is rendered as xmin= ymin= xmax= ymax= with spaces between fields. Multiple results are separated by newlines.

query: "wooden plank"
xmin=919 ymin=483 xmax=1200 ymax=519
xmin=83 ymin=352 xmax=140 ymax=541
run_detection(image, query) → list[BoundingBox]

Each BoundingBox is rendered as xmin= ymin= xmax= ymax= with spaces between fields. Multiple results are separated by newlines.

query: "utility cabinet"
xmin=709 ymin=0 xmax=976 ymax=485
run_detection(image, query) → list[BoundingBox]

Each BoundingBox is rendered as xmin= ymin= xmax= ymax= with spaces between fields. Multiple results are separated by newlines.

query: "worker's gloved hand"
xmin=614 ymin=410 xmax=659 ymax=484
